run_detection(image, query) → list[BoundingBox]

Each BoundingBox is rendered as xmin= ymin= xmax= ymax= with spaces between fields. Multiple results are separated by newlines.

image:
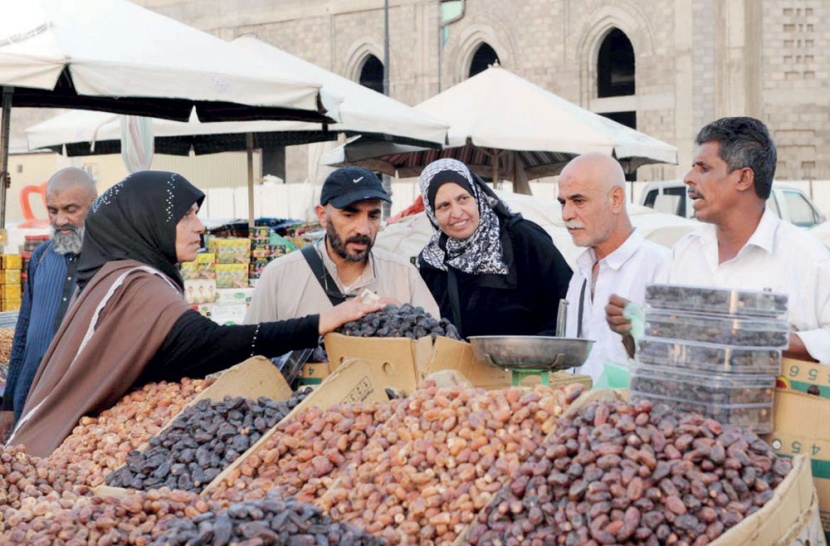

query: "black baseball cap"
xmin=320 ymin=166 xmax=391 ymax=208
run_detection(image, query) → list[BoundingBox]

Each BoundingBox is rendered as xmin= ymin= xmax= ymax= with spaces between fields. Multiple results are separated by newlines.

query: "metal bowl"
xmin=468 ymin=336 xmax=594 ymax=371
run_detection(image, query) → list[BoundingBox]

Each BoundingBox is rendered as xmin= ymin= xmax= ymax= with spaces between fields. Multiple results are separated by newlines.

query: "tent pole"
xmin=246 ymin=132 xmax=255 ymax=229
xmin=0 ymin=87 xmax=12 ymax=231
xmin=490 ymin=148 xmax=501 ymax=190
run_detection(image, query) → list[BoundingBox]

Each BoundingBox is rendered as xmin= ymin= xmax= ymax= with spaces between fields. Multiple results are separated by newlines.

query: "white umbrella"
xmin=24 ymin=36 xmax=449 ymax=154
xmin=0 ymin=0 xmax=342 ymax=225
xmin=324 ymin=66 xmax=678 ymax=194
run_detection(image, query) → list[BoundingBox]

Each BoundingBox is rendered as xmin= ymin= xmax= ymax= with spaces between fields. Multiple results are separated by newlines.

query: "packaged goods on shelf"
xmin=208 ymin=237 xmax=250 ymax=265
xmin=1 ymin=299 xmax=21 ymax=312
xmin=2 ymin=254 xmax=21 ymax=270
xmin=210 ymin=303 xmax=247 ymax=326
xmin=214 ymin=288 xmax=254 ymax=306
xmin=0 ymin=269 xmax=20 ymax=284
xmin=215 ymin=263 xmax=248 ymax=289
xmin=0 ymin=283 xmax=21 ymax=300
xmin=180 ymin=252 xmax=216 ymax=280
xmin=183 ymin=279 xmax=216 ymax=304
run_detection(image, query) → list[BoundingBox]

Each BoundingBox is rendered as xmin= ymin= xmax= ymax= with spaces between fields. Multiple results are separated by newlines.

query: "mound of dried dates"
xmin=465 ymin=398 xmax=792 ymax=545
xmin=106 ymin=390 xmax=310 ymax=493
xmin=321 ymin=382 xmax=585 ymax=545
xmin=48 ymin=377 xmax=214 ymax=488
xmin=337 ymin=304 xmax=460 ymax=340
xmin=151 ymin=495 xmax=385 ymax=546
xmin=209 ymin=400 xmax=394 ymax=503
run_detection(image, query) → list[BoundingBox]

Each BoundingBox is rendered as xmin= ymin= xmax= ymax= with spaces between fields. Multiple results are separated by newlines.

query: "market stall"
xmin=0 ymin=289 xmax=826 ymax=544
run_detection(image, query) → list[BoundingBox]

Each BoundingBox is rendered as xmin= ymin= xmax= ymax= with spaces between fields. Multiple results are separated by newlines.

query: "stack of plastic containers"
xmin=631 ymin=284 xmax=790 ymax=434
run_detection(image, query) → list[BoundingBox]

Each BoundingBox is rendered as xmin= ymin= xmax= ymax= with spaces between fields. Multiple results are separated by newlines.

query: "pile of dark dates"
xmin=106 ymin=390 xmax=310 ymax=493
xmin=337 ymin=304 xmax=460 ymax=340
xmin=465 ymin=399 xmax=791 ymax=546
xmin=151 ymin=495 xmax=385 ymax=546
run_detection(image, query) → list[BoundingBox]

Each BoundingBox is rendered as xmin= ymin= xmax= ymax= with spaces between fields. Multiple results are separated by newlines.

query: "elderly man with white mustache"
xmin=557 ymin=153 xmax=670 ymax=381
xmin=0 ymin=168 xmax=97 ymax=441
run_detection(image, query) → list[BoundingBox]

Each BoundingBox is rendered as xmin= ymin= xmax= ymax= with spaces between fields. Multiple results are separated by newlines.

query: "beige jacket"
xmin=245 ymin=242 xmax=440 ymax=323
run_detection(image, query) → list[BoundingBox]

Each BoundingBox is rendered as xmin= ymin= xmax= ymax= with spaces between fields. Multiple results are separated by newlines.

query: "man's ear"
xmin=735 ymin=167 xmax=755 ymax=193
xmin=610 ymin=186 xmax=626 ymax=212
xmin=315 ymin=204 xmax=328 ymax=227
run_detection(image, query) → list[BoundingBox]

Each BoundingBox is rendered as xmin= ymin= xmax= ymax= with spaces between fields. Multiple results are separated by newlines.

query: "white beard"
xmin=51 ymin=225 xmax=84 ymax=255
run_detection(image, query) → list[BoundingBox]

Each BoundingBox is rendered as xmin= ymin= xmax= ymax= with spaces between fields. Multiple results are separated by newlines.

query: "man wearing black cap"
xmin=246 ymin=167 xmax=440 ymax=324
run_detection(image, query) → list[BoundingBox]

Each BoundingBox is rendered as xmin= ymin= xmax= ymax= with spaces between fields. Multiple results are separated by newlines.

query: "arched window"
xmin=359 ymin=55 xmax=385 ymax=94
xmin=597 ymin=28 xmax=635 ymax=98
xmin=469 ymin=43 xmax=499 ymax=78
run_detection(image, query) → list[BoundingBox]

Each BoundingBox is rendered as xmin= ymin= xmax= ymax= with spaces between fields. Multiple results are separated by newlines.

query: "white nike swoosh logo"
xmin=353 ymin=177 xmax=364 ymax=183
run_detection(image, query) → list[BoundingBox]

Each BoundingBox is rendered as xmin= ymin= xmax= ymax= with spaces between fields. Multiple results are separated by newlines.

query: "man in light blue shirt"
xmin=1 ymin=168 xmax=97 ymax=442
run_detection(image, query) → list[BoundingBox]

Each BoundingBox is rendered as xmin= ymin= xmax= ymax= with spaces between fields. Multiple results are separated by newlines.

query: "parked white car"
xmin=640 ymin=181 xmax=826 ymax=228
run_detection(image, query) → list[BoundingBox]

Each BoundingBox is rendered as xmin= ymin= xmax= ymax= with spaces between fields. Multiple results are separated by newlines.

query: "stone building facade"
xmin=13 ymin=0 xmax=830 ymax=186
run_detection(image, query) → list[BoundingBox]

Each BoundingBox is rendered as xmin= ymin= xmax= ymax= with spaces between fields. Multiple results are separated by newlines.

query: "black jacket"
xmin=419 ymin=215 xmax=572 ymax=338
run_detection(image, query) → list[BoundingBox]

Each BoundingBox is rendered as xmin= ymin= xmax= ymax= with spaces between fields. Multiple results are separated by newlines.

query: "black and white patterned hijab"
xmin=418 ymin=158 xmax=510 ymax=275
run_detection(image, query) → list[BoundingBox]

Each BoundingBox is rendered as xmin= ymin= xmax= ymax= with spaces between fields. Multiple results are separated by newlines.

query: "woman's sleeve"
xmin=141 ymin=309 xmax=320 ymax=383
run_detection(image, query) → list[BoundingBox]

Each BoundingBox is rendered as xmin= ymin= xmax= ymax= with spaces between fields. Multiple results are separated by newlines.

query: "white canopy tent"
xmin=24 ymin=36 xmax=449 ymax=155
xmin=323 ymin=66 xmax=678 ymax=194
xmin=0 ymin=0 xmax=343 ymax=225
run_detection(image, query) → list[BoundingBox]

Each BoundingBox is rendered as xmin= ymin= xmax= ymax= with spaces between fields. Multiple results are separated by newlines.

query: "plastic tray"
xmin=644 ymin=284 xmax=788 ymax=318
xmin=630 ymin=390 xmax=773 ymax=434
xmin=644 ymin=309 xmax=790 ymax=348
xmin=637 ymin=337 xmax=781 ymax=375
xmin=629 ymin=364 xmax=775 ymax=406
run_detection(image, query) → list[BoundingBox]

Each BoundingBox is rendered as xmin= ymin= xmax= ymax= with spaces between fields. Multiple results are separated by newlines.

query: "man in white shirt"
xmin=558 ymin=153 xmax=670 ymax=381
xmin=607 ymin=117 xmax=830 ymax=363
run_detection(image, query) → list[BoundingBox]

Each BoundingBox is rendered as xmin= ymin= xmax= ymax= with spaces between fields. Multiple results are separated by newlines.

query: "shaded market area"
xmin=0 ymin=1 xmax=827 ymax=545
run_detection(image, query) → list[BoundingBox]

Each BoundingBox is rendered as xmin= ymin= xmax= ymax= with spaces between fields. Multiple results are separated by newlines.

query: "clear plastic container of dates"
xmin=644 ymin=283 xmax=788 ymax=318
xmin=629 ymin=364 xmax=776 ymax=433
xmin=637 ymin=337 xmax=782 ymax=375
xmin=643 ymin=309 xmax=790 ymax=348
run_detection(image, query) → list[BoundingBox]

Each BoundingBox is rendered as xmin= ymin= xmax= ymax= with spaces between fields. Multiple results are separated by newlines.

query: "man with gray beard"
xmin=1 ymin=168 xmax=97 ymax=440
xmin=246 ymin=166 xmax=439 ymax=324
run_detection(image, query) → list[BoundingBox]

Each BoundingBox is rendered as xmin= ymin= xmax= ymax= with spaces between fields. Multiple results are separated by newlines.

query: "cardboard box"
xmin=324 ymin=333 xmax=511 ymax=393
xmin=765 ymin=388 xmax=830 ymax=538
xmin=780 ymin=357 xmax=830 ymax=398
xmin=298 ymin=362 xmax=332 ymax=385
